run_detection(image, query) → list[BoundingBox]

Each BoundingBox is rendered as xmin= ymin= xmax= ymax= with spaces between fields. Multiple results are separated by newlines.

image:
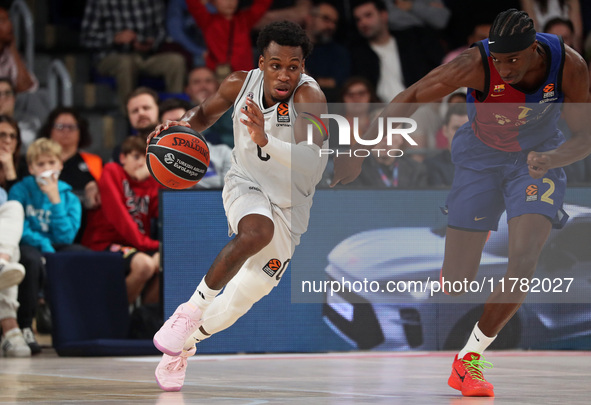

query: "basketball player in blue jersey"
xmin=333 ymin=9 xmax=591 ymax=398
xmin=147 ymin=21 xmax=328 ymax=391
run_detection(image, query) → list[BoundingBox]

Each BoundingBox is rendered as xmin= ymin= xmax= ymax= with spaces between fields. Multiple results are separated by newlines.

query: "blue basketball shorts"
xmin=445 ymin=127 xmax=568 ymax=231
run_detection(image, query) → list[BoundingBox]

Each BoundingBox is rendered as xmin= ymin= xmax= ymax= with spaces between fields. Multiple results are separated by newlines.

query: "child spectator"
xmin=186 ymin=0 xmax=272 ymax=80
xmin=8 ymin=138 xmax=83 ymax=353
xmin=82 ymin=136 xmax=161 ymax=305
xmin=37 ymin=107 xmax=103 ymax=242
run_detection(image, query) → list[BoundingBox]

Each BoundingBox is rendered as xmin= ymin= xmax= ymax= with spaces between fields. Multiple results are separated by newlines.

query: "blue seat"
xmin=44 ymin=251 xmax=159 ymax=356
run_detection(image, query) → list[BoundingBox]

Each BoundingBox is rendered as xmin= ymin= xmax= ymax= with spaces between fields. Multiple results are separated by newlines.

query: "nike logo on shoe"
xmin=455 ymin=368 xmax=466 ymax=382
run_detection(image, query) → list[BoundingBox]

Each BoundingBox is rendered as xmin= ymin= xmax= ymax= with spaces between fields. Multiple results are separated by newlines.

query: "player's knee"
xmin=506 ymin=252 xmax=539 ymax=279
xmin=236 ymin=224 xmax=274 ymax=254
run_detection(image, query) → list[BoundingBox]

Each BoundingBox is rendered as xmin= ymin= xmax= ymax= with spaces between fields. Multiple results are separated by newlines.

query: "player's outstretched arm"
xmin=146 ymin=71 xmax=247 ymax=145
xmin=330 ymin=47 xmax=485 ymax=186
xmin=527 ymin=46 xmax=591 ymax=178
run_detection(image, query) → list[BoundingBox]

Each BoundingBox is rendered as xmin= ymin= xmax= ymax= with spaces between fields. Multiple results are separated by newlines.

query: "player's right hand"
xmin=330 ymin=153 xmax=365 ymax=187
xmin=146 ymin=120 xmax=191 ymax=145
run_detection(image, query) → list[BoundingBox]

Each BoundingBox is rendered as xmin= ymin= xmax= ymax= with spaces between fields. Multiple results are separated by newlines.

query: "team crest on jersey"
xmin=525 ymin=184 xmax=538 ymax=201
xmin=263 ymin=259 xmax=282 ymax=277
xmin=277 ymin=103 xmax=290 ymax=122
xmin=493 ymin=84 xmax=505 ymax=93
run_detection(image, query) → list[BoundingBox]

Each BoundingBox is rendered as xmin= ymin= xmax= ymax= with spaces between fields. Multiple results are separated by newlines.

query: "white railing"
xmin=10 ymin=0 xmax=34 ymax=70
xmin=48 ymin=59 xmax=73 ymax=108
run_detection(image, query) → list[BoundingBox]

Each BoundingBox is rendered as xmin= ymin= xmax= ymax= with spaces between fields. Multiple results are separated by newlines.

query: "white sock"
xmin=458 ymin=322 xmax=496 ymax=358
xmin=188 ymin=277 xmax=221 ymax=313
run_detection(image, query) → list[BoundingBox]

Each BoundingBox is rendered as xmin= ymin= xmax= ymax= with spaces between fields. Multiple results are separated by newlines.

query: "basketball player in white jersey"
xmin=148 ymin=21 xmax=328 ymax=391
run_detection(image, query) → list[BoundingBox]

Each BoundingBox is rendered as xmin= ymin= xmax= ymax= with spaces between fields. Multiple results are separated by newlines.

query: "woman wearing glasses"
xmin=37 ymin=107 xmax=103 ymax=213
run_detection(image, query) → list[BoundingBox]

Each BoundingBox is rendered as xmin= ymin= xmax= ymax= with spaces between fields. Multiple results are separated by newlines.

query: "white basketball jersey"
xmin=229 ymin=69 xmax=327 ymax=208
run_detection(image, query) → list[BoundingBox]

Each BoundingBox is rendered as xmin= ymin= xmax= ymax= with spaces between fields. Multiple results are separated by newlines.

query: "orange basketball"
xmin=146 ymin=126 xmax=210 ymax=189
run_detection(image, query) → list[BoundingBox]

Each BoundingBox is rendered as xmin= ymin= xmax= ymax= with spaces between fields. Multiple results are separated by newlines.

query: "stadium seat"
xmin=44 ymin=251 xmax=159 ymax=356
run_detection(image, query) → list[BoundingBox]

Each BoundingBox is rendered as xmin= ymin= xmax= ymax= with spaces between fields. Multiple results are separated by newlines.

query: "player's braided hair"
xmin=257 ymin=21 xmax=313 ymax=59
xmin=490 ymin=9 xmax=535 ymax=38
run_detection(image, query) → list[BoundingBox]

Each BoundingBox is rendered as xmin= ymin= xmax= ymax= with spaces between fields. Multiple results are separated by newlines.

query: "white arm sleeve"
xmin=261 ymin=134 xmax=323 ymax=177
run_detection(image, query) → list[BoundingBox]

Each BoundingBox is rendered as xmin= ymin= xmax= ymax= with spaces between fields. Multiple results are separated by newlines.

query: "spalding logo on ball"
xmin=146 ymin=125 xmax=210 ymax=189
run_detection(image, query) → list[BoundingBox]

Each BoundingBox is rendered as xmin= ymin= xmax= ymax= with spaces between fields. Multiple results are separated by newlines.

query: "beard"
xmin=137 ymin=123 xmax=157 ymax=140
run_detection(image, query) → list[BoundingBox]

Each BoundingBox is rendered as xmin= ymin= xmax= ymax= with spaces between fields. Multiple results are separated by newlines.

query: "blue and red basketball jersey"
xmin=466 ymin=33 xmax=565 ymax=152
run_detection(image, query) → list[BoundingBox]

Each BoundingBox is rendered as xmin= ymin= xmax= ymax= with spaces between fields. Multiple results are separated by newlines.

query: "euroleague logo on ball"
xmin=164 ymin=153 xmax=175 ymax=165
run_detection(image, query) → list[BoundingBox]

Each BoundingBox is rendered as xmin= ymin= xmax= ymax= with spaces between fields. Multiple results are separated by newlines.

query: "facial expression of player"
xmin=259 ymin=42 xmax=305 ymax=106
xmin=28 ymin=153 xmax=63 ymax=177
xmin=127 ymin=94 xmax=159 ymax=132
xmin=490 ymin=43 xmax=537 ymax=85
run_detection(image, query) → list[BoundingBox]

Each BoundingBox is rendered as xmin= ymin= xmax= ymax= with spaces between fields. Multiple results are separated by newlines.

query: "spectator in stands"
xmin=185 ymin=67 xmax=233 ymax=146
xmin=112 ymin=86 xmax=160 ymax=163
xmin=127 ymin=87 xmax=160 ymax=140
xmin=166 ymin=0 xmax=208 ymax=68
xmin=520 ymin=0 xmax=582 ymax=51
xmin=254 ymin=0 xmax=312 ymax=30
xmin=82 ymin=136 xmax=161 ymax=305
xmin=37 ymin=107 xmax=102 ymax=210
xmin=424 ymin=103 xmax=468 ymax=187
xmin=186 ymin=0 xmax=272 ymax=81
xmin=8 ymin=138 xmax=84 ymax=354
xmin=37 ymin=107 xmax=103 ymax=244
xmin=317 ymin=76 xmax=381 ymax=188
xmin=442 ymin=23 xmax=492 ymax=65
xmin=159 ymin=97 xmax=231 ymax=189
xmin=0 ymin=117 xmax=28 ymax=357
xmin=543 ymin=17 xmax=575 ymax=48
xmin=334 ymin=76 xmax=381 ymax=148
xmin=80 ymin=0 xmax=186 ymax=108
xmin=0 ymin=114 xmax=25 ymax=192
xmin=349 ymin=0 xmax=435 ymax=102
xmin=435 ymin=90 xmax=467 ymax=149
xmin=350 ymin=130 xmax=428 ymax=188
xmin=303 ymin=1 xmax=350 ymax=101
xmin=385 ymin=0 xmax=450 ymax=32
xmin=0 ymin=6 xmax=37 ymax=94
xmin=0 ymin=77 xmax=39 ymax=149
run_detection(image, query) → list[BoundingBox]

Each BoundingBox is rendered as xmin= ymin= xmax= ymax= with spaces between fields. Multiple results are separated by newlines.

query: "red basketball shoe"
xmin=448 ymin=352 xmax=494 ymax=397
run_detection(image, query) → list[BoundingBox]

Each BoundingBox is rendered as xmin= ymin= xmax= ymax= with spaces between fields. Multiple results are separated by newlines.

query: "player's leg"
xmin=155 ymin=202 xmax=294 ymax=391
xmin=154 ymin=189 xmax=275 ymax=356
xmin=443 ymin=162 xmax=504 ymax=397
xmin=441 ymin=228 xmax=489 ymax=294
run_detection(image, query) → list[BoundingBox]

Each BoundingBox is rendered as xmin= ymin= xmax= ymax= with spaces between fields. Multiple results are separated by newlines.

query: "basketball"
xmin=146 ymin=125 xmax=210 ymax=189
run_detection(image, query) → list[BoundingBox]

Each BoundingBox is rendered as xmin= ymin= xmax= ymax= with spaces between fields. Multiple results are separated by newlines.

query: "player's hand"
xmin=330 ymin=153 xmax=365 ymax=187
xmin=527 ymin=151 xmax=551 ymax=179
xmin=240 ymin=98 xmax=268 ymax=147
xmin=146 ymin=120 xmax=191 ymax=146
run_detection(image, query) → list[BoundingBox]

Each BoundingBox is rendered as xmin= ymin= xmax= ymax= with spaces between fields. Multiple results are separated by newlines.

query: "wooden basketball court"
xmin=1 ymin=349 xmax=589 ymax=404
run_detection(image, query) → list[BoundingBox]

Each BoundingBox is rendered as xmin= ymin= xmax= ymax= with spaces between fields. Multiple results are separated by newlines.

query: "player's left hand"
xmin=240 ymin=98 xmax=268 ymax=147
xmin=527 ymin=151 xmax=551 ymax=179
